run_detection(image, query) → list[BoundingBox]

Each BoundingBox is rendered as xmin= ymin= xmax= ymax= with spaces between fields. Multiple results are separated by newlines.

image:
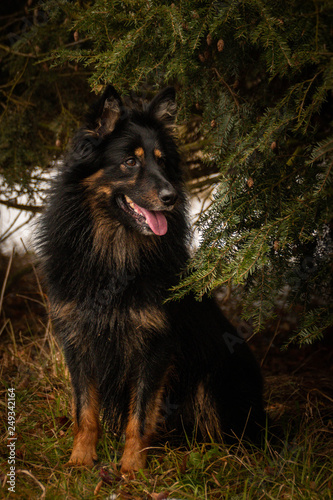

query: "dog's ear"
xmin=148 ymin=87 xmax=177 ymax=127
xmin=90 ymin=85 xmax=123 ymax=135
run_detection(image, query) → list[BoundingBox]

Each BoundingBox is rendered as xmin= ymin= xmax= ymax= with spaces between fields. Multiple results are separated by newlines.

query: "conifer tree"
xmin=1 ymin=0 xmax=332 ymax=344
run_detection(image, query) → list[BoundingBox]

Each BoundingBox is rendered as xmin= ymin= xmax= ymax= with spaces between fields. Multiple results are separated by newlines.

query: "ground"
xmin=0 ymin=252 xmax=332 ymax=499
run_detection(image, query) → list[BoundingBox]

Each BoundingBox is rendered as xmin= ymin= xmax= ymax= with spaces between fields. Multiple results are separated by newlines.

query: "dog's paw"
xmin=120 ymin=453 xmax=146 ymax=478
xmin=66 ymin=446 xmax=98 ymax=467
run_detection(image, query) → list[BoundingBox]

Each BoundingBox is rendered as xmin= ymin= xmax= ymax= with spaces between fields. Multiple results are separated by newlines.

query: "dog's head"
xmin=70 ymin=86 xmax=184 ymax=237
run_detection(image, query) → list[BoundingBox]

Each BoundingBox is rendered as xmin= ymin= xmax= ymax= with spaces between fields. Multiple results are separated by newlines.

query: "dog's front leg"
xmin=120 ymin=414 xmax=150 ymax=474
xmin=63 ymin=346 xmax=100 ymax=467
xmin=69 ymin=381 xmax=100 ymax=466
xmin=120 ymin=355 xmax=169 ymax=475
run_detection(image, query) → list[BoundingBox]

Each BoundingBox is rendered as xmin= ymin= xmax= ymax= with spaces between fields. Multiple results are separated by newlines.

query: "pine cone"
xmin=217 ymin=39 xmax=224 ymax=52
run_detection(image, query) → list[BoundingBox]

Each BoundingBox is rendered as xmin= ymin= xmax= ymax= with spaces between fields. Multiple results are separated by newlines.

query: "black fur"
xmin=37 ymin=86 xmax=266 ymax=473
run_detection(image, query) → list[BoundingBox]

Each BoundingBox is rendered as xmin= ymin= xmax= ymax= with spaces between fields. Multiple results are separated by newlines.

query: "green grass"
xmin=1 ymin=371 xmax=332 ymax=500
xmin=1 ymin=257 xmax=332 ymax=499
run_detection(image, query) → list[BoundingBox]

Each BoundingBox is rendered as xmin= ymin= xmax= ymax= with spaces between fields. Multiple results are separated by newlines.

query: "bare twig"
xmin=0 ymin=210 xmax=21 ymax=242
xmin=0 ymin=214 xmax=34 ymax=244
xmin=212 ymin=67 xmax=240 ymax=109
xmin=0 ymin=248 xmax=14 ymax=314
xmin=17 ymin=470 xmax=46 ymax=499
xmin=0 ymin=199 xmax=43 ymax=213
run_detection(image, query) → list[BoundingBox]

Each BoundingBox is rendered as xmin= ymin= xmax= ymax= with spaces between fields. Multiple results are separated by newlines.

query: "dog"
xmin=37 ymin=85 xmax=266 ymax=474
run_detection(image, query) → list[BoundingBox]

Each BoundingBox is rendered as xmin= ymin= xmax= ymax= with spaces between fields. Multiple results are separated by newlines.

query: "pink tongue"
xmin=134 ymin=204 xmax=168 ymax=236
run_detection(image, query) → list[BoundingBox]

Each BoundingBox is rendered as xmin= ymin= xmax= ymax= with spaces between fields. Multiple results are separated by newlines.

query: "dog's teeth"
xmin=125 ymin=195 xmax=134 ymax=209
xmin=125 ymin=195 xmax=141 ymax=215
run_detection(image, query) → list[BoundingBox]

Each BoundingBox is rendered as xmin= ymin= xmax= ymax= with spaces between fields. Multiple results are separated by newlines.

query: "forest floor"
xmin=0 ymin=252 xmax=332 ymax=499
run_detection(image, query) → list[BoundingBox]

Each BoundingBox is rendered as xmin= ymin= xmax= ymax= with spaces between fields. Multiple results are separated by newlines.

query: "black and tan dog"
xmin=38 ymin=86 xmax=266 ymax=474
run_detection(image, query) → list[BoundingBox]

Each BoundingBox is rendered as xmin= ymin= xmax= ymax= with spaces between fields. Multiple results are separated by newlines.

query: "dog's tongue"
xmin=136 ymin=205 xmax=168 ymax=236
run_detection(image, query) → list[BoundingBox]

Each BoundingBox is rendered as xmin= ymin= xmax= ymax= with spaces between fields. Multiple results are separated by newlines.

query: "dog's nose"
xmin=159 ymin=186 xmax=178 ymax=207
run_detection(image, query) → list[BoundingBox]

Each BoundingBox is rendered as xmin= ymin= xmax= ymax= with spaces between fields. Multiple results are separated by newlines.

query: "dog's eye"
xmin=125 ymin=157 xmax=138 ymax=168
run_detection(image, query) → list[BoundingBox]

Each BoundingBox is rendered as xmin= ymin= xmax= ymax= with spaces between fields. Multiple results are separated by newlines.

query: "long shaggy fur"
xmin=37 ymin=86 xmax=266 ymax=473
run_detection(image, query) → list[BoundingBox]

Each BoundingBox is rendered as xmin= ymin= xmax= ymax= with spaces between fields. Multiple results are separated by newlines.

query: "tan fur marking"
xmin=154 ymin=148 xmax=162 ymax=159
xmin=120 ymin=416 xmax=149 ymax=474
xmin=51 ymin=301 xmax=76 ymax=320
xmin=121 ymin=373 xmax=170 ymax=474
xmin=145 ymin=381 xmax=168 ymax=433
xmin=83 ymin=170 xmax=112 ymax=197
xmin=83 ymin=169 xmax=104 ymax=186
xmin=129 ymin=306 xmax=167 ymax=333
xmin=96 ymin=185 xmax=112 ymax=196
xmin=195 ymin=382 xmax=220 ymax=439
xmin=90 ymin=211 xmax=122 ymax=263
xmin=84 ymin=183 xmax=160 ymax=270
xmin=134 ymin=147 xmax=145 ymax=160
xmin=68 ymin=384 xmax=100 ymax=467
xmin=84 ymin=129 xmax=99 ymax=137
xmin=83 ymin=175 xmax=141 ymax=268
xmin=138 ymin=190 xmax=174 ymax=211
xmin=50 ymin=301 xmax=86 ymax=348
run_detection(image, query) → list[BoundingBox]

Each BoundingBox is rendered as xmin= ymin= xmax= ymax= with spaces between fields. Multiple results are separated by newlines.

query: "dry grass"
xmin=0 ymin=252 xmax=332 ymax=499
